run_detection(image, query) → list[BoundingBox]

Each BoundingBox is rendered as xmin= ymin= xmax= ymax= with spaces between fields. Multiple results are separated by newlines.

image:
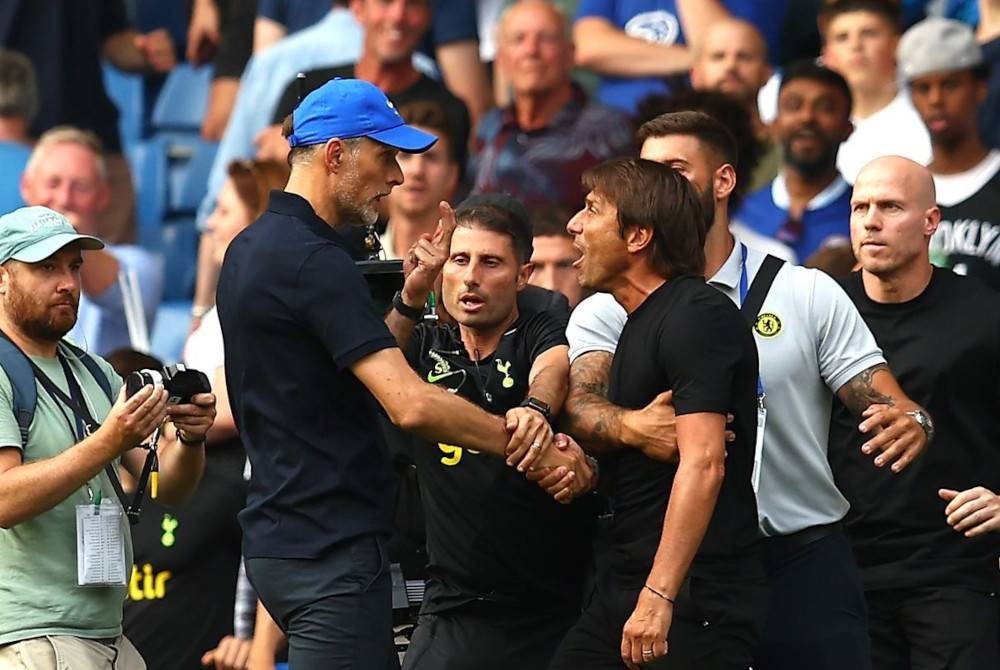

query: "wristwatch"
xmin=906 ymin=409 xmax=935 ymax=444
xmin=519 ymin=396 xmax=551 ymax=421
xmin=392 ymin=291 xmax=425 ymax=321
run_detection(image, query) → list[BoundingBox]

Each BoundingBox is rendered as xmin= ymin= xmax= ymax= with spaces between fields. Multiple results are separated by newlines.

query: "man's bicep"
xmin=674 ymin=412 xmax=727 ymax=458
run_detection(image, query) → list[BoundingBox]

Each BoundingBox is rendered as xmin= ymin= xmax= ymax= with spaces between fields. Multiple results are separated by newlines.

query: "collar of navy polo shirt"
xmin=707 ymin=235 xmax=745 ymax=291
xmin=266 ymin=189 xmax=348 ymax=246
xmin=498 ymin=82 xmax=590 ymax=132
xmin=770 ymin=171 xmax=850 ymax=213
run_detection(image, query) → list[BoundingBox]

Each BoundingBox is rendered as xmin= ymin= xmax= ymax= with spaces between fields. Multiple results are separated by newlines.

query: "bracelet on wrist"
xmin=392 ymin=291 xmax=425 ymax=321
xmin=191 ymin=304 xmax=211 ymax=319
xmin=643 ymin=584 xmax=675 ymax=604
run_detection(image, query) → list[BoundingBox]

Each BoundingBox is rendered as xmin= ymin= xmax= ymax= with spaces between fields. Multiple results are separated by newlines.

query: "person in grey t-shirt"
xmin=558 ymin=111 xmax=931 ymax=670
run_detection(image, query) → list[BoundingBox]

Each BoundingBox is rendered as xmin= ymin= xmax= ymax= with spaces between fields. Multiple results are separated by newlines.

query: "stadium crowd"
xmin=0 ymin=1 xmax=999 ymax=669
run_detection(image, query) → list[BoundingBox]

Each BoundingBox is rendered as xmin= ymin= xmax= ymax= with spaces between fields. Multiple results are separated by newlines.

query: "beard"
xmin=336 ymin=164 xmax=380 ymax=227
xmin=7 ymin=286 xmax=77 ymax=343
xmin=782 ymin=129 xmax=839 ymax=179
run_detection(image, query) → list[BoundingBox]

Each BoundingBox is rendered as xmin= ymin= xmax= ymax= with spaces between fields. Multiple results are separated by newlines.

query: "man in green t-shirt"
xmin=0 ymin=206 xmax=216 ymax=669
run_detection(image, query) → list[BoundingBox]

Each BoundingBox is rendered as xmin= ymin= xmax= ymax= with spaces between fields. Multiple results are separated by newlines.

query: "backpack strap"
xmin=60 ymin=340 xmax=114 ymax=404
xmin=0 ymin=336 xmax=36 ymax=446
xmin=740 ymin=254 xmax=785 ymax=326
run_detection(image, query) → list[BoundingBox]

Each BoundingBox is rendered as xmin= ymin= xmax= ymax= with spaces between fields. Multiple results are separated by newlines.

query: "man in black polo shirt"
xmin=396 ymin=194 xmax=597 ymax=670
xmin=216 ymin=78 xmax=580 ymax=670
xmin=830 ymin=155 xmax=1000 ymax=669
xmin=550 ymin=158 xmax=766 ymax=669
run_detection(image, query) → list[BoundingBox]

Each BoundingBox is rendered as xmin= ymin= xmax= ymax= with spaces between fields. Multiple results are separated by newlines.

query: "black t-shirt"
xmin=404 ymin=309 xmax=595 ymax=615
xmin=0 ymin=0 xmax=128 ymax=152
xmin=934 ymin=166 xmax=1000 ymax=292
xmin=217 ymin=190 xmax=398 ymax=559
xmin=123 ymin=440 xmax=246 ymax=670
xmin=829 ymin=268 xmax=1000 ymax=591
xmin=605 ymin=275 xmax=760 ymax=587
xmin=272 ymin=64 xmax=471 ymax=165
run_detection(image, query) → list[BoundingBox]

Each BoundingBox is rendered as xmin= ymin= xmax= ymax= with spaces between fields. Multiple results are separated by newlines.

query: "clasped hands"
xmin=503 ymin=406 xmax=595 ymax=504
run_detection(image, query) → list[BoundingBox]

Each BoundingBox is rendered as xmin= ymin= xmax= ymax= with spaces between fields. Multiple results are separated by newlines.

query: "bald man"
xmin=829 ymin=156 xmax=1000 ymax=670
xmin=690 ymin=19 xmax=776 ymax=190
xmin=471 ymin=0 xmax=633 ymax=214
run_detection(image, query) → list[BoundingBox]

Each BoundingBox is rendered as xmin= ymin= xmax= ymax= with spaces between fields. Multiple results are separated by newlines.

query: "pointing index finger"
xmin=433 ymin=201 xmax=458 ymax=249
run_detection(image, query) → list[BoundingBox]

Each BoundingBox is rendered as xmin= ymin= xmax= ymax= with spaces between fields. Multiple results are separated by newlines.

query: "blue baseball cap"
xmin=0 ymin=206 xmax=104 ymax=265
xmin=287 ymin=78 xmax=438 ymax=153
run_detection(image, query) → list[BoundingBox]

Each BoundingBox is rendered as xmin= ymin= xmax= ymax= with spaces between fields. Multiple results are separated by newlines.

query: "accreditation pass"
xmin=76 ymin=499 xmax=127 ymax=587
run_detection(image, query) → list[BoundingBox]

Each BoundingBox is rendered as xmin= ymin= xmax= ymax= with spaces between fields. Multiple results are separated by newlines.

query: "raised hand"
xmin=401 ymin=201 xmax=458 ymax=301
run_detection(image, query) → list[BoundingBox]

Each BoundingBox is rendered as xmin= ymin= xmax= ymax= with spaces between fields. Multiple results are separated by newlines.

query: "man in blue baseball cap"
xmin=216 ymin=78 xmax=584 ymax=669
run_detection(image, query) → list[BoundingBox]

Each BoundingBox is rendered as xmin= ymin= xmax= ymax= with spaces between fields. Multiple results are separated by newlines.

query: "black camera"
xmin=125 ymin=364 xmax=212 ymax=404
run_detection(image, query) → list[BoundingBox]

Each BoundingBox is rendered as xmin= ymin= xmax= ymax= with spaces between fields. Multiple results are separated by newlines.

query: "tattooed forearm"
xmin=562 ymin=352 xmax=627 ymax=455
xmin=838 ymin=363 xmax=895 ymax=416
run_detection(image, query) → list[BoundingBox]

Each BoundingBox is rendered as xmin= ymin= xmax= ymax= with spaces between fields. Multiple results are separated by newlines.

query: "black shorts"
xmin=402 ymin=609 xmax=577 ymax=670
xmin=550 ymin=572 xmax=767 ymax=670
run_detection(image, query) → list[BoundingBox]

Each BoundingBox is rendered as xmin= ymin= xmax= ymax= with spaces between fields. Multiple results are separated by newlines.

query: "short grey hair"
xmin=25 ymin=126 xmax=108 ymax=183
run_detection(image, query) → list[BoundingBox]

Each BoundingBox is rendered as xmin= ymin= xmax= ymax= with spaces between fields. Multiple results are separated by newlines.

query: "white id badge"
xmin=76 ymin=499 xmax=127 ymax=587
xmin=751 ymin=406 xmax=767 ymax=493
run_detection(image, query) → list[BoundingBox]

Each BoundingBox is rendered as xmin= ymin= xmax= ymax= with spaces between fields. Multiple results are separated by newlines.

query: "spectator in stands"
xmin=573 ymin=0 xmax=731 ymax=113
xmin=187 ymin=0 xmax=257 ymax=141
xmin=735 ymin=61 xmax=855 ymax=260
xmin=571 ymin=0 xmax=788 ymax=114
xmin=819 ymin=0 xmax=933 ymax=182
xmin=0 ymin=49 xmax=35 ymax=214
xmin=690 ymin=18 xmax=777 ymax=190
xmin=269 ymin=0 xmax=470 ymax=163
xmin=527 ymin=205 xmax=585 ymax=308
xmin=111 ymin=348 xmax=246 ymax=670
xmin=830 ymin=155 xmax=1000 ymax=670
xmin=0 ymin=0 xmax=178 ymax=244
xmin=471 ymin=0 xmax=633 ymax=214
xmin=900 ymin=17 xmax=1000 ymax=291
xmin=20 ymin=127 xmax=163 ymax=357
xmin=382 ymin=101 xmax=461 ymax=260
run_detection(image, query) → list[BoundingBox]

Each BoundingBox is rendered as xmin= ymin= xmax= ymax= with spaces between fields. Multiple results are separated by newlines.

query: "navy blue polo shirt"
xmin=216 ymin=190 xmax=398 ymax=559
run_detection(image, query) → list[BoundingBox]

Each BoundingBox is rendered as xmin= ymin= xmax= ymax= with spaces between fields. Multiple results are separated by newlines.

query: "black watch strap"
xmin=392 ymin=291 xmax=425 ymax=321
xmin=519 ymin=396 xmax=551 ymax=420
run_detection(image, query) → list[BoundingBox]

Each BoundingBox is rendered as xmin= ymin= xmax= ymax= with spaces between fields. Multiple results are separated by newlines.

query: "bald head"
xmin=850 ymin=155 xmax=940 ymax=279
xmin=690 ymin=19 xmax=771 ymax=103
xmin=856 ymin=155 xmax=936 ymax=208
xmin=497 ymin=0 xmax=574 ymax=98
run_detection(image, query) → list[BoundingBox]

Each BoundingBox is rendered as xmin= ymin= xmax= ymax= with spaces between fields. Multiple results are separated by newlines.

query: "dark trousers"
xmin=246 ymin=534 xmax=398 ymax=670
xmin=754 ymin=529 xmax=871 ymax=670
xmin=402 ymin=610 xmax=576 ymax=670
xmin=549 ymin=570 xmax=767 ymax=670
xmin=867 ymin=585 xmax=1000 ymax=670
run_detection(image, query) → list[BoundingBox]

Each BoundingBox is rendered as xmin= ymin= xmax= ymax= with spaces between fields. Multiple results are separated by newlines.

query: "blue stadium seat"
xmin=151 ymin=64 xmax=214 ymax=133
xmin=102 ymin=63 xmax=147 ymax=149
xmin=149 ymin=299 xmax=193 ymax=365
xmin=126 ymin=137 xmax=170 ymax=250
xmin=159 ymin=216 xmax=199 ymax=302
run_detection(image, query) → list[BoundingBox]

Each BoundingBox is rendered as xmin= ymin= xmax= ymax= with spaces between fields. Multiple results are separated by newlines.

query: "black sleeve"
xmin=256 ymin=0 xmax=286 ymax=24
xmin=405 ymin=323 xmax=430 ymax=369
xmin=272 ymin=66 xmax=345 ymax=124
xmin=658 ymin=293 xmax=746 ymax=417
xmin=213 ymin=0 xmax=256 ymax=79
xmin=98 ymin=0 xmax=132 ymax=42
xmin=520 ymin=310 xmax=569 ymax=365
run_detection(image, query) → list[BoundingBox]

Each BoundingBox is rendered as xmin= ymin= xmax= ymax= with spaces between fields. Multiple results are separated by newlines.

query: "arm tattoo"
xmin=839 ymin=363 xmax=895 ymax=416
xmin=563 ymin=352 xmax=624 ymax=452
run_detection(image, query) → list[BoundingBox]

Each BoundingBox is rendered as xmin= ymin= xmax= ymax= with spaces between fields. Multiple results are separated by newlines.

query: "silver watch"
xmin=906 ymin=409 xmax=935 ymax=444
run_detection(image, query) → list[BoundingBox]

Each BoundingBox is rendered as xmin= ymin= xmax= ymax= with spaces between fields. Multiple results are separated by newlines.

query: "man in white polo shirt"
xmin=561 ymin=111 xmax=932 ymax=670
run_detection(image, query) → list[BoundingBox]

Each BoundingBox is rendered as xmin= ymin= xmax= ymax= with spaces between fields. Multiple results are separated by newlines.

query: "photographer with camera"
xmin=0 ymin=207 xmax=216 ymax=669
